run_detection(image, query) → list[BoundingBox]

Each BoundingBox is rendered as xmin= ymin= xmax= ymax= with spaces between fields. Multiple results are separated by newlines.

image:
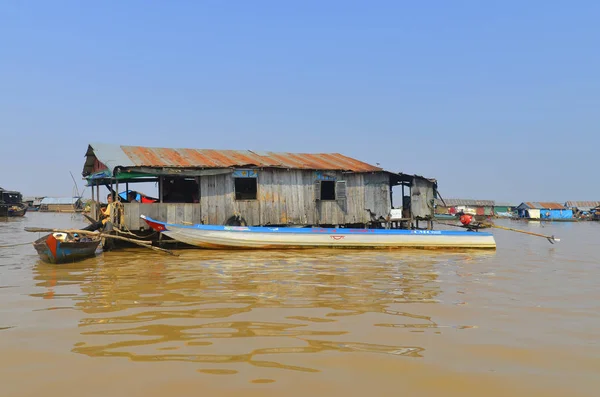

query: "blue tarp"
xmin=518 ymin=209 xmax=573 ymax=219
xmin=118 ymin=190 xmax=140 ymax=202
xmin=539 ymin=209 xmax=573 ymax=219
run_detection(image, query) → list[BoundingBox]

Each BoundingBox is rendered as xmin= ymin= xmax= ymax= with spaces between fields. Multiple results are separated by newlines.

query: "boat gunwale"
xmin=140 ymin=215 xmax=494 ymax=237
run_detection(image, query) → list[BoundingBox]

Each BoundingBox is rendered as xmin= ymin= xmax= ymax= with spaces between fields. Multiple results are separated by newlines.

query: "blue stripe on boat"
xmin=141 ymin=215 xmax=493 ymax=237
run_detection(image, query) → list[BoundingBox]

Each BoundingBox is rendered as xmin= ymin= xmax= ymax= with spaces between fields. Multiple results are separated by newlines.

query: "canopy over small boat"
xmin=140 ymin=215 xmax=496 ymax=250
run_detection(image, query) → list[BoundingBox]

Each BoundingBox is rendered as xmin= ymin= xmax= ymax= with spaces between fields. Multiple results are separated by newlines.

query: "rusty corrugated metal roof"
xmin=106 ymin=144 xmax=383 ymax=172
xmin=435 ymin=198 xmax=495 ymax=207
xmin=522 ymin=202 xmax=566 ymax=210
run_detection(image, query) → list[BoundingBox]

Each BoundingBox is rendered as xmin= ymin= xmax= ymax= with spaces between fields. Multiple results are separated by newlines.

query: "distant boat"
xmin=140 ymin=215 xmax=497 ymax=250
xmin=0 ymin=187 xmax=27 ymax=217
xmin=33 ymin=233 xmax=101 ymax=264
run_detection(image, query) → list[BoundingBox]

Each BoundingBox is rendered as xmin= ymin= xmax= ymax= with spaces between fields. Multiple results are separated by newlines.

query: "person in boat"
xmin=128 ymin=191 xmax=139 ymax=203
xmin=456 ymin=210 xmax=485 ymax=230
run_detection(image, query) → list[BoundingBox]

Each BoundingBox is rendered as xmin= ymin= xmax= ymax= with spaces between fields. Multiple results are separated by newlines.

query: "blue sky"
xmin=0 ymin=1 xmax=597 ymax=202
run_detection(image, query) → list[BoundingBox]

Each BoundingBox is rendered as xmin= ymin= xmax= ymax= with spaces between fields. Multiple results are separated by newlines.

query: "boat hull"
xmin=141 ymin=215 xmax=496 ymax=250
xmin=0 ymin=203 xmax=27 ymax=217
xmin=33 ymin=234 xmax=101 ymax=264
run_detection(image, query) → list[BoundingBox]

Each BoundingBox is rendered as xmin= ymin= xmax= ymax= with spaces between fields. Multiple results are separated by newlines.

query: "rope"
xmin=114 ymin=223 xmax=157 ymax=239
xmin=0 ymin=240 xmax=36 ymax=248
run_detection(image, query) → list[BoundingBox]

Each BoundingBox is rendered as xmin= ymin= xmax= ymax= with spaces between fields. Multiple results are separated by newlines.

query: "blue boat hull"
xmin=33 ymin=234 xmax=101 ymax=264
xmin=141 ymin=215 xmax=497 ymax=250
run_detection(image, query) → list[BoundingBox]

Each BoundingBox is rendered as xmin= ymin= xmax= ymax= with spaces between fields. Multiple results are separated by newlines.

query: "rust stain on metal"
xmin=120 ymin=146 xmax=382 ymax=172
xmin=524 ymin=202 xmax=566 ymax=210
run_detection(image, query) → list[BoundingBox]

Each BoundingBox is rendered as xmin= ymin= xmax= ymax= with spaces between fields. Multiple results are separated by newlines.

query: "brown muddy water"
xmin=1 ymin=212 xmax=598 ymax=397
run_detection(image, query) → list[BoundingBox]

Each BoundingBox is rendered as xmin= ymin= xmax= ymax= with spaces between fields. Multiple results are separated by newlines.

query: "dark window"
xmin=163 ymin=177 xmax=198 ymax=203
xmin=320 ymin=180 xmax=336 ymax=200
xmin=235 ymin=178 xmax=257 ymax=200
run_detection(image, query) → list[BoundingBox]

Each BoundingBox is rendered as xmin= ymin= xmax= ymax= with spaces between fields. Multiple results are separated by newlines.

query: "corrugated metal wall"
xmin=121 ymin=169 xmax=391 ymax=229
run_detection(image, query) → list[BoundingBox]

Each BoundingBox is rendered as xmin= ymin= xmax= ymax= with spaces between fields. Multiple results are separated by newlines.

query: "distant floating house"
xmin=593 ymin=205 xmax=600 ymax=221
xmin=494 ymin=202 xmax=515 ymax=217
xmin=564 ymin=201 xmax=600 ymax=216
xmin=516 ymin=202 xmax=573 ymax=220
xmin=39 ymin=197 xmax=83 ymax=213
xmin=23 ymin=196 xmax=45 ymax=210
xmin=434 ymin=199 xmax=495 ymax=216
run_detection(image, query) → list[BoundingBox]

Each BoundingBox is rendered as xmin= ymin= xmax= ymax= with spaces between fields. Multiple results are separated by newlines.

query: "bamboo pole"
xmin=434 ymin=221 xmax=559 ymax=244
xmin=24 ymin=227 xmax=179 ymax=255
xmin=486 ymin=223 xmax=560 ymax=244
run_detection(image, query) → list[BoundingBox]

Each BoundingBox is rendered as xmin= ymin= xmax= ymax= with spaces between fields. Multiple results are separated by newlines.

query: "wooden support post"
xmin=196 ymin=176 xmax=201 ymax=203
xmin=90 ymin=183 xmax=94 ymax=217
xmin=409 ymin=184 xmax=413 ymax=229
xmin=159 ymin=176 xmax=163 ymax=203
xmin=110 ymin=180 xmax=115 ymax=224
xmin=95 ymin=181 xmax=100 ymax=218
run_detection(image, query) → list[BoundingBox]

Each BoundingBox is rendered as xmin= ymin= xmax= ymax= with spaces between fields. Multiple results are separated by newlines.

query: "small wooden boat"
xmin=141 ymin=215 xmax=496 ymax=250
xmin=6 ymin=204 xmax=27 ymax=217
xmin=33 ymin=232 xmax=101 ymax=264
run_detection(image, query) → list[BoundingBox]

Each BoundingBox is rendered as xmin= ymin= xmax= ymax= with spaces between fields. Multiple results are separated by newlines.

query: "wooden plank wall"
xmin=119 ymin=170 xmax=392 ymax=229
xmin=123 ymin=203 xmax=200 ymax=230
xmin=362 ymin=172 xmax=392 ymax=222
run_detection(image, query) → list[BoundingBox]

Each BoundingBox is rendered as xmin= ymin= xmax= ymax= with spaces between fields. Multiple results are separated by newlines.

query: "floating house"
xmin=593 ymin=205 xmax=600 ymax=221
xmin=39 ymin=197 xmax=83 ymax=213
xmin=23 ymin=196 xmax=45 ymax=211
xmin=516 ymin=202 xmax=573 ymax=220
xmin=564 ymin=201 xmax=600 ymax=217
xmin=494 ymin=202 xmax=515 ymax=217
xmin=434 ymin=198 xmax=495 ymax=216
xmin=82 ymin=143 xmax=438 ymax=232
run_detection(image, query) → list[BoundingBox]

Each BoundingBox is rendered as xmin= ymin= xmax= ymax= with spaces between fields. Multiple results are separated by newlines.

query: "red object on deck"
xmin=460 ymin=214 xmax=474 ymax=226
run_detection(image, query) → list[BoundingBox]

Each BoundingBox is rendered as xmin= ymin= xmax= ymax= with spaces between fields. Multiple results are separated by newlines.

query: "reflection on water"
xmin=30 ymin=249 xmax=492 ymax=373
xmin=6 ymin=214 xmax=600 ymax=395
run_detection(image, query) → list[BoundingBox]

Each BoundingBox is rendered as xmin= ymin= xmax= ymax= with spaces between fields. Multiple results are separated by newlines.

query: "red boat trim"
xmin=143 ymin=217 xmax=167 ymax=232
xmin=47 ymin=234 xmax=58 ymax=260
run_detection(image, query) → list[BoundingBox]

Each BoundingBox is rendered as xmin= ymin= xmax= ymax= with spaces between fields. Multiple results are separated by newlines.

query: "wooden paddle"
xmin=83 ymin=214 xmax=98 ymax=224
xmin=24 ymin=227 xmax=179 ymax=256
